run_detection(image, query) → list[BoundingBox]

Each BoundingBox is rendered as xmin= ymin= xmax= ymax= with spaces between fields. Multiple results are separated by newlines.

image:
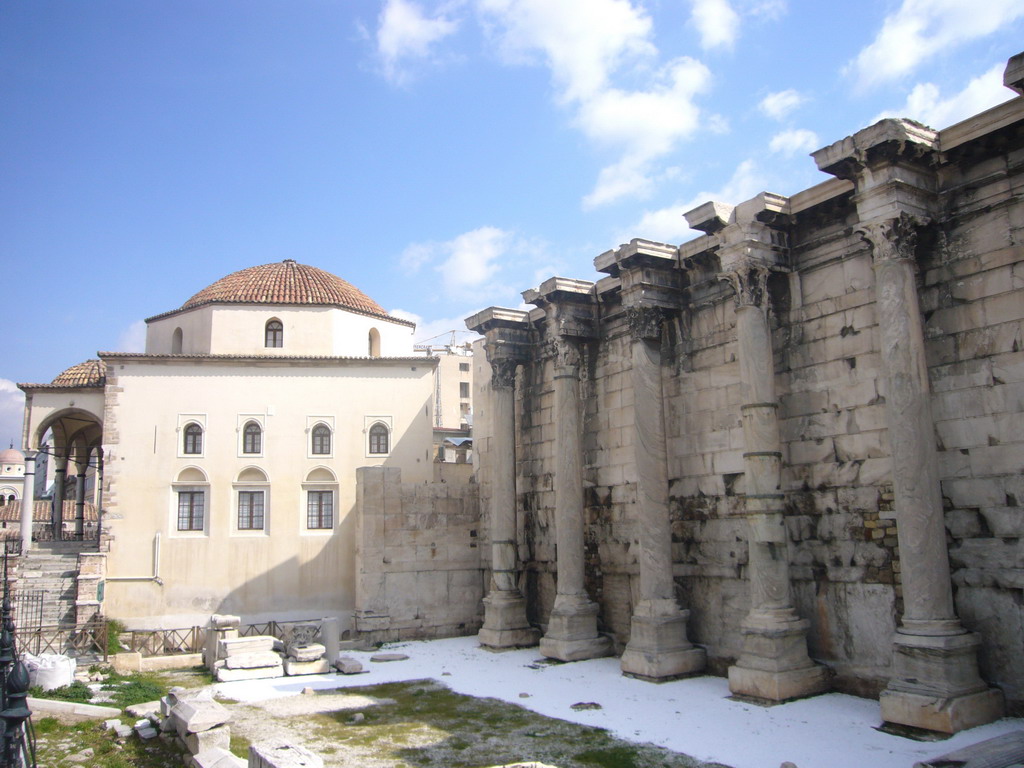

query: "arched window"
xmin=265 ymin=319 xmax=283 ymax=348
xmin=183 ymin=423 xmax=203 ymax=455
xmin=368 ymin=328 xmax=381 ymax=357
xmin=243 ymin=421 xmax=262 ymax=454
xmin=171 ymin=327 xmax=183 ymax=354
xmin=368 ymin=422 xmax=389 ymax=455
xmin=311 ymin=424 xmax=331 ymax=455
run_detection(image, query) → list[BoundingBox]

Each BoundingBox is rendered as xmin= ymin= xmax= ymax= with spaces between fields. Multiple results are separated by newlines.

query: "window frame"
xmin=182 ymin=423 xmax=203 ymax=456
xmin=175 ymin=488 xmax=206 ymax=533
xmin=364 ymin=416 xmax=393 ymax=458
xmin=265 ymin=318 xmax=284 ymax=348
xmin=311 ymin=423 xmax=332 ymax=456
xmin=177 ymin=415 xmax=207 ymax=459
xmin=242 ymin=421 xmax=262 ymax=455
xmin=306 ymin=489 xmax=334 ymax=531
xmin=236 ymin=489 xmax=266 ymax=531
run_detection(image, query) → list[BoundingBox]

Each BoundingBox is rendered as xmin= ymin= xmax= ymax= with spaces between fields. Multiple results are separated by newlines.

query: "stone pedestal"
xmin=620 ymin=603 xmax=706 ymax=681
xmin=540 ymin=595 xmax=610 ymax=661
xmin=728 ymin=613 xmax=828 ymax=701
xmin=880 ymin=631 xmax=1005 ymax=733
xmin=478 ymin=592 xmax=537 ymax=648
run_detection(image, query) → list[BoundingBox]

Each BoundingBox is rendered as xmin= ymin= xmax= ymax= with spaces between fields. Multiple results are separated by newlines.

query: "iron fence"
xmin=18 ymin=618 xmax=107 ymax=660
xmin=12 ymin=591 xmax=45 ymax=631
xmin=126 ymin=626 xmax=204 ymax=656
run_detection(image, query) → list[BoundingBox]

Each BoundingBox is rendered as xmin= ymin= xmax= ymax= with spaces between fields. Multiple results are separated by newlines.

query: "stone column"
xmin=721 ymin=261 xmax=828 ymax=701
xmin=477 ymin=356 xmax=537 ymax=648
xmin=539 ymin=336 xmax=610 ymax=661
xmin=52 ymin=455 xmax=66 ymax=541
xmin=19 ymin=451 xmax=36 ymax=554
xmin=619 ymin=305 xmax=705 ymax=680
xmin=74 ymin=458 xmax=87 ymax=539
xmin=814 ymin=119 xmax=1003 ymax=732
xmin=859 ymin=215 xmax=1003 ymax=732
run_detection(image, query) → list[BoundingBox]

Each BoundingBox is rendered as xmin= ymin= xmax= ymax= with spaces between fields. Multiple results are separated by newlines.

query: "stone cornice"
xmin=524 ymin=277 xmax=598 ymax=341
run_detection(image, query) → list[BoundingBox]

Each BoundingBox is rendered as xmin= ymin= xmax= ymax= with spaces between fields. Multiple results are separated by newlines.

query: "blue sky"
xmin=2 ymin=0 xmax=1023 ymax=446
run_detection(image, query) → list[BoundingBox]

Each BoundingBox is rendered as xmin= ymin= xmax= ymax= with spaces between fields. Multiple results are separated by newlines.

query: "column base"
xmin=620 ymin=608 xmax=705 ymax=681
xmin=880 ymin=630 xmax=1004 ymax=733
xmin=540 ymin=597 xmax=611 ymax=662
xmin=478 ymin=591 xmax=539 ymax=650
xmin=728 ymin=614 xmax=829 ymax=702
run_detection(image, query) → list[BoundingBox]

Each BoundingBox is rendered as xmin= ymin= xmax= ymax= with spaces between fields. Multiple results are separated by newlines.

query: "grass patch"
xmin=297 ymin=680 xmax=713 ymax=768
xmin=32 ymin=719 xmax=182 ymax=768
xmin=29 ymin=680 xmax=93 ymax=703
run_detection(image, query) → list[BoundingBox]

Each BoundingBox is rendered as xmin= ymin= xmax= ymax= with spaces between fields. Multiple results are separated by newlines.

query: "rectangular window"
xmin=238 ymin=491 xmax=265 ymax=530
xmin=459 ymin=382 xmax=470 ymax=398
xmin=307 ymin=490 xmax=333 ymax=529
xmin=177 ymin=491 xmax=204 ymax=531
xmin=459 ymin=362 xmax=469 ymax=372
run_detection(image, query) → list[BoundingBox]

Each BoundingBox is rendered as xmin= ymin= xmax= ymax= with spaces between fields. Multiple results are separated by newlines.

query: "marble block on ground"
xmin=335 ymin=657 xmax=365 ymax=675
xmin=284 ymin=658 xmax=330 ymax=676
xmin=215 ymin=663 xmax=284 ymax=683
xmin=288 ymin=643 xmax=325 ymax=662
xmin=186 ymin=725 xmax=231 ymax=755
xmin=219 ymin=635 xmax=276 ymax=657
xmin=171 ymin=699 xmax=231 ymax=735
xmin=192 ymin=747 xmax=247 ymax=768
xmin=225 ymin=651 xmax=283 ymax=669
xmin=249 ymin=738 xmax=323 ymax=768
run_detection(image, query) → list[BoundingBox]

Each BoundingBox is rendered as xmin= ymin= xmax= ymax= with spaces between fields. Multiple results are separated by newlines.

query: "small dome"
xmin=51 ymin=359 xmax=106 ymax=388
xmin=181 ymin=260 xmax=388 ymax=318
xmin=0 ymin=448 xmax=23 ymax=464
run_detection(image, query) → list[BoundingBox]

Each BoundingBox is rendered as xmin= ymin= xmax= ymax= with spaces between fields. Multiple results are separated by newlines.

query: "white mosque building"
xmin=19 ymin=259 xmax=439 ymax=629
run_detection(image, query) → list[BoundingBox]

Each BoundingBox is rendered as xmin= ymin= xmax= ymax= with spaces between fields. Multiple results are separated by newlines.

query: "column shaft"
xmin=726 ymin=278 xmax=827 ymax=701
xmin=52 ymin=461 xmax=66 ymax=542
xmin=540 ymin=343 xmax=609 ymax=661
xmin=862 ymin=216 xmax=1003 ymax=732
xmin=477 ymin=359 xmax=537 ymax=649
xmin=620 ymin=309 xmax=704 ymax=680
xmin=19 ymin=453 xmax=36 ymax=553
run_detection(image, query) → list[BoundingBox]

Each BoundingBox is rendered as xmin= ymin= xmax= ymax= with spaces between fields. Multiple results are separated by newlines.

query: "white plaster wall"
xmin=24 ymin=393 xmax=106 ymax=449
xmin=146 ymin=305 xmax=415 ymax=357
xmin=146 ymin=306 xmax=215 ymax=354
xmin=100 ymin=355 xmax=435 ymax=628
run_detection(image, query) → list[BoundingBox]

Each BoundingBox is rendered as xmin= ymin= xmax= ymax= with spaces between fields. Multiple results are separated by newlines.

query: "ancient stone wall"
xmin=474 ymin=94 xmax=1024 ymax=710
xmin=354 ymin=466 xmax=484 ymax=642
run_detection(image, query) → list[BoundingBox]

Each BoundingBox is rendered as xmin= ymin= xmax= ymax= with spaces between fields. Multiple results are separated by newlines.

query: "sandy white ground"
xmin=215 ymin=635 xmax=1023 ymax=768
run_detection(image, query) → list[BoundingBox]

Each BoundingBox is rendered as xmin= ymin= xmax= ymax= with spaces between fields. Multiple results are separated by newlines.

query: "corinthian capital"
xmin=719 ymin=262 xmax=770 ymax=309
xmin=550 ymin=336 xmax=582 ymax=376
xmin=856 ymin=212 xmax=926 ymax=265
xmin=490 ymin=358 xmax=520 ymax=389
xmin=627 ymin=306 xmax=668 ymax=342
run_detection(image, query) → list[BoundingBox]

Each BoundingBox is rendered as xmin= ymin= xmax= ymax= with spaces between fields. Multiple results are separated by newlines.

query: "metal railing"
xmin=18 ymin=618 xmax=106 ymax=660
xmin=126 ymin=626 xmax=204 ymax=656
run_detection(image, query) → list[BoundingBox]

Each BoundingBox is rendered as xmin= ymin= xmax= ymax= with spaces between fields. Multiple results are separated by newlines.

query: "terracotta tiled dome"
xmin=51 ymin=359 xmax=107 ymax=388
xmin=0 ymin=448 xmax=23 ymax=464
xmin=182 ymin=260 xmax=387 ymax=317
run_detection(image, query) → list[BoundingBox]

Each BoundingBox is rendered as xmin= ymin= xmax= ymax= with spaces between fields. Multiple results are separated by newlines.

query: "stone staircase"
xmin=16 ymin=542 xmax=93 ymax=628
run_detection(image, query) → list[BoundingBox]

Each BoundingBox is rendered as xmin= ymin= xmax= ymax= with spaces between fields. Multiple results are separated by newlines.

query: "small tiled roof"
xmin=181 ymin=259 xmax=388 ymax=317
xmin=50 ymin=359 xmax=106 ymax=388
xmin=0 ymin=500 xmax=98 ymax=522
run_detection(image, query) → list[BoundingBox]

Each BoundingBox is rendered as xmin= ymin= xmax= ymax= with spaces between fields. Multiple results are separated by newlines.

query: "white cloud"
xmin=690 ymin=0 xmax=740 ymax=50
xmin=478 ymin=0 xmax=711 ymax=208
xmin=377 ymin=0 xmax=460 ymax=85
xmin=758 ymin=89 xmax=804 ymax=120
xmin=116 ymin=320 xmax=147 ymax=352
xmin=768 ymin=128 xmax=819 ymax=157
xmin=850 ymin=0 xmax=1024 ymax=90
xmin=0 ymin=380 xmax=24 ymax=450
xmin=872 ymin=62 xmax=1015 ymax=129
xmin=623 ymin=158 xmax=766 ymax=244
xmin=399 ymin=226 xmax=516 ymax=299
xmin=479 ymin=0 xmax=655 ymax=103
